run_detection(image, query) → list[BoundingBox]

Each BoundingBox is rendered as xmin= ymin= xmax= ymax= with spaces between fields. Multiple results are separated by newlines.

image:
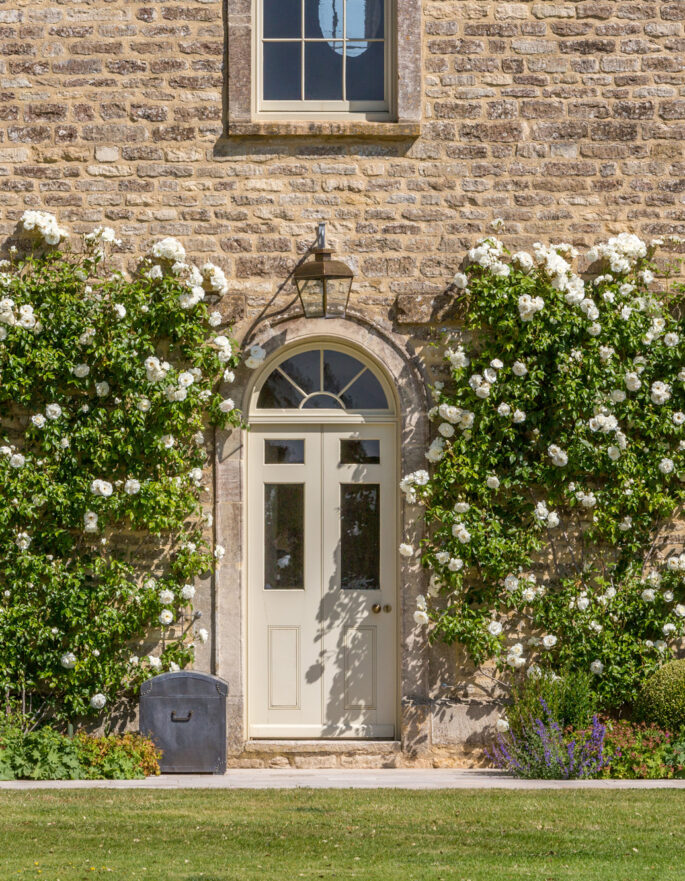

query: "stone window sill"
xmin=226 ymin=120 xmax=421 ymax=139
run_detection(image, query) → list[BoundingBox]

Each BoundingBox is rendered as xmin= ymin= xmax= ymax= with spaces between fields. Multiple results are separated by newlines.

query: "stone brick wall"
xmin=3 ymin=0 xmax=685 ymax=763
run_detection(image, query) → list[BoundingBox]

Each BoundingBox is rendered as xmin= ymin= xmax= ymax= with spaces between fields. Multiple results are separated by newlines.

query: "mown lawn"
xmin=1 ymin=788 xmax=684 ymax=880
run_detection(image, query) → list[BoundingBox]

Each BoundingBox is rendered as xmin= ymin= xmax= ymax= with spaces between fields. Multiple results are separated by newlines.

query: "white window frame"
xmin=253 ymin=0 xmax=395 ymax=121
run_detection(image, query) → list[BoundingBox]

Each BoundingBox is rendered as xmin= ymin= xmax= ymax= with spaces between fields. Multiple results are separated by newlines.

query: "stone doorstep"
xmin=229 ymin=740 xmax=404 ymax=769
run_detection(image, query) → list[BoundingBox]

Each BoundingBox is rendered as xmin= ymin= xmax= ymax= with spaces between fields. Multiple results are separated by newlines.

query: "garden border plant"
xmin=402 ymin=229 xmax=685 ymax=710
xmin=0 ymin=211 xmax=265 ymax=727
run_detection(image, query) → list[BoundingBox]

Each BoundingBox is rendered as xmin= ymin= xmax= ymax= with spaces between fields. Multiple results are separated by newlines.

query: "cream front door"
xmin=248 ymin=423 xmax=397 ymax=738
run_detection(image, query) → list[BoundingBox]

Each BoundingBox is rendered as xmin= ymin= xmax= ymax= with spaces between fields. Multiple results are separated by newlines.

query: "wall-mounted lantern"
xmin=294 ymin=223 xmax=354 ymax=318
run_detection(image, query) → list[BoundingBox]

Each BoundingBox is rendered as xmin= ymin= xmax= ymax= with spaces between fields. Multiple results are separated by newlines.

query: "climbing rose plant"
xmin=403 ymin=233 xmax=685 ymax=709
xmin=0 ymin=213 xmax=245 ymax=724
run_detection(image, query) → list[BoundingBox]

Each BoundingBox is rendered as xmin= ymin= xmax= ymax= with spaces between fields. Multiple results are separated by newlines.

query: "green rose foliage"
xmin=407 ymin=235 xmax=685 ymax=708
xmin=0 ymin=233 xmax=241 ymax=723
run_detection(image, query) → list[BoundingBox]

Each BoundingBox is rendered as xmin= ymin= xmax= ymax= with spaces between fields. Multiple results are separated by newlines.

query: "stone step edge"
xmin=242 ymin=740 xmax=403 ymax=755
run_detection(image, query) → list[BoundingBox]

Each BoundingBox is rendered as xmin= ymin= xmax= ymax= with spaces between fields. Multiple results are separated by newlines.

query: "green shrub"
xmin=0 ymin=714 xmax=160 ymax=779
xmin=636 ymin=660 xmax=685 ymax=732
xmin=600 ymin=720 xmax=675 ymax=779
xmin=74 ymin=731 xmax=160 ymax=779
xmin=506 ymin=669 xmax=597 ymax=741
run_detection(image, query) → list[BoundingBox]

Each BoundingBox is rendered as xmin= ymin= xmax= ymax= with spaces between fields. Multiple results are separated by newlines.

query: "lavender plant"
xmin=489 ymin=698 xmax=607 ymax=780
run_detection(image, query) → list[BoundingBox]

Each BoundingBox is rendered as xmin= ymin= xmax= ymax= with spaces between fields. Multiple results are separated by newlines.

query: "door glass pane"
xmin=264 ymin=42 xmax=302 ymax=101
xmin=340 ymin=369 xmax=388 ymax=409
xmin=305 ymin=0 xmax=343 ymax=39
xmin=340 ymin=439 xmax=380 ymax=464
xmin=346 ymin=0 xmax=384 ymax=39
xmin=323 ymin=349 xmax=364 ymax=394
xmin=302 ymin=393 xmax=344 ymax=409
xmin=341 ymin=484 xmax=380 ymax=590
xmin=279 ymin=350 xmax=321 ymax=393
xmin=346 ymin=40 xmax=384 ymax=101
xmin=264 ymin=0 xmax=302 ymax=38
xmin=265 ymin=484 xmax=304 ymax=590
xmin=265 ymin=439 xmax=305 ymax=464
xmin=258 ymin=370 xmax=304 ymax=408
xmin=305 ymin=42 xmax=343 ymax=100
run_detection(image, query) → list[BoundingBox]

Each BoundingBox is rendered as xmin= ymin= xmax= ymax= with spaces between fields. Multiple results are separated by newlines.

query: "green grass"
xmin=1 ymin=789 xmax=684 ymax=880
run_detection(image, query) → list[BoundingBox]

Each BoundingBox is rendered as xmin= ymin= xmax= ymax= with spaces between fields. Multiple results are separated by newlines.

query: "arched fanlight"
xmin=294 ymin=223 xmax=354 ymax=318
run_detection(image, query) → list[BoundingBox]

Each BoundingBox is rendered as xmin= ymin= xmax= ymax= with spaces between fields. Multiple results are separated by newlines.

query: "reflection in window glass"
xmin=341 ymin=484 xmax=380 ymax=590
xmin=346 ymin=0 xmax=384 ymax=39
xmin=340 ymin=369 xmax=388 ymax=409
xmin=279 ymin=350 xmax=321 ymax=394
xmin=265 ymin=439 xmax=305 ymax=464
xmin=264 ymin=484 xmax=304 ymax=590
xmin=305 ymin=0 xmax=343 ymax=39
xmin=340 ymin=439 xmax=380 ymax=464
xmin=302 ymin=393 xmax=345 ymax=409
xmin=257 ymin=370 xmax=304 ymax=409
xmin=323 ymin=350 xmax=364 ymax=395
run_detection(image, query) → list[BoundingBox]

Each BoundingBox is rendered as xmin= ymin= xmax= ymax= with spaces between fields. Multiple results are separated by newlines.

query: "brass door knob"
xmin=372 ymin=603 xmax=382 ymax=614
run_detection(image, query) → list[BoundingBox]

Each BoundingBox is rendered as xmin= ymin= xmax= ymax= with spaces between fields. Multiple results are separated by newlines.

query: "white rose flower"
xmin=589 ymin=660 xmax=604 ymax=675
xmin=624 ymin=372 xmax=641 ymax=392
xmin=161 ymin=434 xmax=175 ymax=449
xmin=513 ymin=409 xmax=526 ymax=423
xmin=486 ymin=475 xmax=500 ymax=490
xmin=137 ymin=397 xmax=151 ymax=412
xmin=496 ymin=718 xmax=510 ymax=733
xmin=31 ymin=414 xmax=46 ymax=428
xmin=197 ymin=627 xmax=209 ymax=644
xmin=608 ymin=446 xmax=621 ymax=461
xmin=448 ymin=557 xmax=463 ymax=572
xmin=91 ymin=479 xmax=113 ymax=497
xmin=546 ymin=511 xmax=560 ymax=528
xmin=512 ymin=361 xmax=528 ymax=376
xmin=675 ymin=604 xmax=685 ymax=618
xmin=159 ymin=609 xmax=174 ymax=626
xmin=659 ymin=457 xmax=674 ymax=475
xmin=487 ymin=620 xmax=503 ymax=637
xmin=454 ymin=501 xmax=470 ymax=514
xmin=90 ymin=693 xmax=107 ymax=710
xmin=219 ymin=398 xmax=235 ymax=413
xmin=9 ymin=453 xmax=25 ymax=468
xmin=497 ymin=402 xmax=511 ymax=417
xmin=453 ymin=272 xmax=468 ymax=289
xmin=542 ymin=634 xmax=557 ymax=649
xmin=208 ymin=311 xmax=222 ymax=327
xmin=181 ymin=584 xmax=196 ymax=600
xmin=113 ymin=303 xmax=126 ymax=319
xmin=641 ymin=589 xmax=656 ymax=602
xmin=214 ymin=544 xmax=225 ymax=559
xmin=452 ymin=523 xmax=471 ymax=543
xmin=60 ymin=652 xmax=77 ymax=669
xmin=398 ymin=543 xmax=414 ymax=558
xmin=664 ymin=590 xmax=674 ymax=603
xmin=663 ymin=622 xmax=676 ymax=635
xmin=414 ymin=609 xmax=429 ymax=625
xmin=576 ymin=597 xmax=590 ymax=611
xmin=548 ymin=444 xmax=568 ymax=467
xmin=673 ymin=412 xmax=685 ymax=426
xmin=73 ymin=363 xmax=90 ymax=378
xmin=610 ymin=390 xmax=626 ymax=403
xmin=148 ymin=654 xmax=163 ymax=670
xmin=504 ymin=574 xmax=519 ymax=592
xmin=83 ymin=511 xmax=98 ymax=533
xmin=650 ymin=381 xmax=671 ymax=405
xmin=45 ymin=403 xmax=62 ymax=420
xmin=522 ymin=587 xmax=536 ymax=602
xmin=124 ymin=478 xmax=141 ymax=495
xmin=245 ymin=344 xmax=266 ymax=369
xmin=438 ymin=422 xmax=455 ymax=438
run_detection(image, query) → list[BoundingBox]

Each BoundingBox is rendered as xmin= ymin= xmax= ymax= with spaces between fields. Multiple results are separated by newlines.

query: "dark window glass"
xmin=264 ymin=484 xmax=304 ymax=590
xmin=305 ymin=0 xmax=343 ymax=39
xmin=264 ymin=0 xmax=302 ymax=38
xmin=346 ymin=40 xmax=384 ymax=101
xmin=340 ymin=369 xmax=388 ymax=409
xmin=340 ymin=439 xmax=380 ymax=464
xmin=264 ymin=42 xmax=301 ymax=101
xmin=279 ymin=350 xmax=321 ymax=394
xmin=323 ymin=349 xmax=364 ymax=395
xmin=346 ymin=0 xmax=384 ymax=39
xmin=341 ymin=484 xmax=380 ymax=590
xmin=257 ymin=371 xmax=304 ymax=409
xmin=265 ymin=439 xmax=305 ymax=464
xmin=305 ymin=42 xmax=343 ymax=100
xmin=302 ymin=393 xmax=344 ymax=409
